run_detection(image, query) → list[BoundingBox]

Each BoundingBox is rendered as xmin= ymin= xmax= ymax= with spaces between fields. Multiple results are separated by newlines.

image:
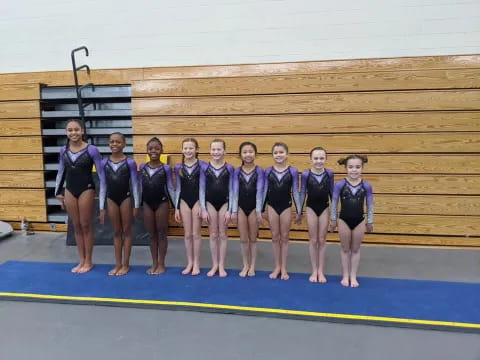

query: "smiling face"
xmin=210 ymin=141 xmax=225 ymax=161
xmin=182 ymin=141 xmax=198 ymax=161
xmin=240 ymin=144 xmax=256 ymax=165
xmin=66 ymin=121 xmax=84 ymax=143
xmin=109 ymin=134 xmax=126 ymax=155
xmin=272 ymin=145 xmax=288 ymax=164
xmin=310 ymin=149 xmax=326 ymax=171
xmin=147 ymin=141 xmax=162 ymax=162
xmin=346 ymin=158 xmax=363 ymax=180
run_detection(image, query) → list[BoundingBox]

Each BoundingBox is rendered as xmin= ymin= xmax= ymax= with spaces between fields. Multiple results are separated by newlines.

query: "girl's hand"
xmin=231 ymin=212 xmax=237 ymax=225
xmin=133 ymin=208 xmax=140 ymax=220
xmin=366 ymin=223 xmax=374 ymax=233
xmin=99 ymin=209 xmax=106 ymax=225
xmin=174 ymin=209 xmax=182 ymax=223
xmin=295 ymin=214 xmax=303 ymax=225
xmin=202 ymin=210 xmax=209 ymax=225
xmin=224 ymin=211 xmax=232 ymax=225
xmin=329 ymin=221 xmax=337 ymax=232
xmin=56 ymin=195 xmax=65 ymax=210
xmin=257 ymin=213 xmax=264 ymax=226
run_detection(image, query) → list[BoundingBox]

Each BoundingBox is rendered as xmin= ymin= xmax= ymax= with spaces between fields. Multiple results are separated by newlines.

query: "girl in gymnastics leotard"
xmin=199 ymin=139 xmax=234 ymax=277
xmin=329 ymin=155 xmax=374 ymax=288
xmin=174 ymin=138 xmax=205 ymax=276
xmin=231 ymin=142 xmax=264 ymax=277
xmin=139 ymin=137 xmax=175 ymax=275
xmin=262 ymin=142 xmax=302 ymax=280
xmin=300 ymin=147 xmax=334 ymax=283
xmin=99 ymin=132 xmax=140 ymax=276
xmin=55 ymin=119 xmax=106 ymax=274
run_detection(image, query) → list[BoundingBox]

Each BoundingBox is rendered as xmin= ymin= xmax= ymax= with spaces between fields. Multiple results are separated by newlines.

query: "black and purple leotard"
xmin=199 ymin=162 xmax=235 ymax=212
xmin=300 ymin=169 xmax=334 ymax=216
xmin=174 ymin=160 xmax=206 ymax=210
xmin=262 ymin=166 xmax=302 ymax=216
xmin=330 ymin=179 xmax=374 ymax=230
xmin=55 ymin=144 xmax=106 ymax=210
xmin=100 ymin=157 xmax=140 ymax=208
xmin=138 ymin=163 xmax=175 ymax=212
xmin=231 ymin=166 xmax=265 ymax=216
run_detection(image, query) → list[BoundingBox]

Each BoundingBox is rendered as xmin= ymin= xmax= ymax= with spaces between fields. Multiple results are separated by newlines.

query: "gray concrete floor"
xmin=0 ymin=232 xmax=479 ymax=360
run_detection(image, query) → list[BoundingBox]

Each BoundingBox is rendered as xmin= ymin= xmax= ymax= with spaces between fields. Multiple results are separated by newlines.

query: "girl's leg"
xmin=117 ymin=198 xmax=133 ymax=275
xmin=267 ymin=206 xmax=281 ymax=279
xmin=218 ymin=203 xmax=229 ymax=277
xmin=206 ymin=202 xmax=220 ymax=277
xmin=154 ymin=202 xmax=169 ymax=274
xmin=317 ymin=208 xmax=329 ymax=283
xmin=106 ymin=199 xmax=123 ymax=275
xmin=64 ymin=190 xmax=84 ymax=273
xmin=247 ymin=211 xmax=259 ymax=277
xmin=77 ymin=189 xmax=96 ymax=273
xmin=237 ymin=209 xmax=250 ymax=277
xmin=306 ymin=208 xmax=319 ymax=282
xmin=338 ymin=219 xmax=352 ymax=287
xmin=143 ymin=204 xmax=158 ymax=274
xmin=279 ymin=208 xmax=292 ymax=280
xmin=191 ymin=202 xmax=202 ymax=275
xmin=350 ymin=220 xmax=366 ymax=288
xmin=180 ymin=200 xmax=194 ymax=275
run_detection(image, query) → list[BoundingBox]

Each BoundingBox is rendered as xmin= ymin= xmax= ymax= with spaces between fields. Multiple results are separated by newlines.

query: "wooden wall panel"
xmin=133 ymin=134 xmax=480 ymax=155
xmin=133 ymin=90 xmax=480 ymax=116
xmin=0 ymin=119 xmax=41 ymax=136
xmin=0 ymin=189 xmax=46 ymax=206
xmin=133 ymin=69 xmax=480 ymax=97
xmin=0 ymin=171 xmax=44 ymax=188
xmin=0 ymin=137 xmax=42 ymax=154
xmin=0 ymin=84 xmax=40 ymax=101
xmin=0 ymin=155 xmax=44 ymax=170
xmin=133 ymin=112 xmax=480 ymax=134
xmin=0 ymin=101 xmax=40 ymax=118
xmin=0 ymin=205 xmax=46 ymax=222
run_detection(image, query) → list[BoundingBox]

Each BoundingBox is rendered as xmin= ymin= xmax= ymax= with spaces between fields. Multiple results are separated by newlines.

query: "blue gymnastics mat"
xmin=0 ymin=261 xmax=479 ymax=333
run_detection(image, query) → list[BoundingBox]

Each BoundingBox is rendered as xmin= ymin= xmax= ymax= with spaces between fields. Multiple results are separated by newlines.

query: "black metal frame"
xmin=70 ymin=46 xmax=95 ymax=129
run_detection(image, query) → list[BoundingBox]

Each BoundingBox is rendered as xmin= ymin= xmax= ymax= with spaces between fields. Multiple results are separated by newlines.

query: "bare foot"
xmin=318 ymin=273 xmax=327 ymax=283
xmin=247 ymin=267 xmax=255 ymax=277
xmin=78 ymin=263 xmax=94 ymax=274
xmin=207 ymin=266 xmax=218 ymax=277
xmin=219 ymin=267 xmax=228 ymax=278
xmin=116 ymin=265 xmax=130 ymax=276
xmin=146 ymin=265 xmax=157 ymax=275
xmin=309 ymin=271 xmax=318 ymax=283
xmin=269 ymin=268 xmax=281 ymax=279
xmin=239 ymin=266 xmax=249 ymax=277
xmin=154 ymin=265 xmax=166 ymax=275
xmin=182 ymin=264 xmax=193 ymax=275
xmin=280 ymin=271 xmax=290 ymax=280
xmin=191 ymin=265 xmax=201 ymax=276
xmin=108 ymin=266 xmax=122 ymax=276
xmin=341 ymin=277 xmax=349 ymax=287
xmin=350 ymin=278 xmax=360 ymax=288
xmin=71 ymin=263 xmax=82 ymax=273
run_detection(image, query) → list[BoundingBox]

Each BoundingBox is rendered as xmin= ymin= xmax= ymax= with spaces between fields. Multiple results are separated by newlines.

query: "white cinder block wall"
xmin=1 ymin=0 xmax=479 ymax=73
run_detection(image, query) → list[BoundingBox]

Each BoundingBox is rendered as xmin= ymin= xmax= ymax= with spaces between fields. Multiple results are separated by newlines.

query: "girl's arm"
xmin=127 ymin=158 xmax=141 ymax=209
xmin=364 ymin=181 xmax=374 ymax=225
xmin=138 ymin=163 xmax=145 ymax=204
xmin=290 ymin=167 xmax=302 ymax=215
xmin=231 ymin=167 xmax=240 ymax=215
xmin=199 ymin=162 xmax=208 ymax=212
xmin=327 ymin=169 xmax=335 ymax=199
xmin=164 ymin=165 xmax=176 ymax=205
xmin=262 ymin=167 xmax=272 ymax=213
xmin=330 ymin=180 xmax=344 ymax=223
xmin=98 ymin=158 xmax=108 ymax=211
xmin=54 ymin=146 xmax=67 ymax=197
xmin=299 ymin=170 xmax=309 ymax=213
xmin=255 ymin=166 xmax=265 ymax=214
xmin=173 ymin=164 xmax=182 ymax=210
xmin=88 ymin=145 xmax=106 ymax=211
